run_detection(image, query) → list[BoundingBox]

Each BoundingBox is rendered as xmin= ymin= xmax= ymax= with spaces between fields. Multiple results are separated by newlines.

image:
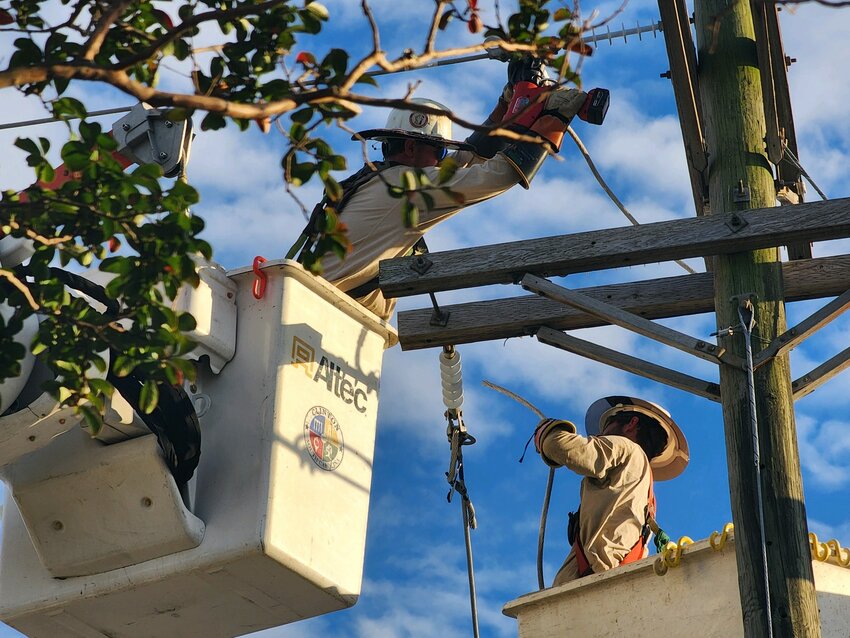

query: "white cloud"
xmin=797 ymin=413 xmax=850 ymax=489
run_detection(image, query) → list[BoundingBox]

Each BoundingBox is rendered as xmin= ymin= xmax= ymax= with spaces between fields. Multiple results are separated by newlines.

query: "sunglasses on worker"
xmin=418 ymin=140 xmax=448 ymax=161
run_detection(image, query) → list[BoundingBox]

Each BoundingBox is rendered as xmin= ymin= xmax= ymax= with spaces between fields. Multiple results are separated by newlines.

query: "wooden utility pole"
xmin=693 ymin=0 xmax=820 ymax=634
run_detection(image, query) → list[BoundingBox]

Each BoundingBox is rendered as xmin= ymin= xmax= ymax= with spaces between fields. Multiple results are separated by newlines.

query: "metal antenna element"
xmin=368 ymin=19 xmax=663 ymax=78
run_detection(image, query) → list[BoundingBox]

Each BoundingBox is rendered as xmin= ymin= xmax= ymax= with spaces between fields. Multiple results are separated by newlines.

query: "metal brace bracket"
xmin=732 ymin=180 xmax=751 ymax=204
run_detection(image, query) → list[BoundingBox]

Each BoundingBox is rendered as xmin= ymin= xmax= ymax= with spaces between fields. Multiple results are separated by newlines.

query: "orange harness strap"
xmin=573 ymin=471 xmax=656 ymax=578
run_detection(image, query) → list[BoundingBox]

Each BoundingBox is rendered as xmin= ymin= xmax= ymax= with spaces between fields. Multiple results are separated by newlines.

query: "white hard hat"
xmin=353 ymin=98 xmax=473 ymax=150
xmin=585 ymin=395 xmax=689 ymax=481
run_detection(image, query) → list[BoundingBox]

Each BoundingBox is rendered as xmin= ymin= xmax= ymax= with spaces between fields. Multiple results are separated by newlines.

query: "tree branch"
xmin=105 ymin=0 xmax=291 ymax=71
xmin=81 ymin=0 xmax=135 ymax=61
xmin=0 ymin=269 xmax=39 ymax=311
xmin=424 ymin=1 xmax=449 ymax=54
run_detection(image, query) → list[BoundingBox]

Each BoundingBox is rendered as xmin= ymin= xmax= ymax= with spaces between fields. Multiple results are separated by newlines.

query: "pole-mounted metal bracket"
xmin=428 ymin=292 xmax=450 ymax=327
xmin=732 ymin=179 xmax=751 ymax=204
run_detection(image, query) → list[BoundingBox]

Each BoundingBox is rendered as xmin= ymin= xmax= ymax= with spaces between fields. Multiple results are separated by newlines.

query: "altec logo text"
xmin=313 ymin=356 xmax=368 ymax=414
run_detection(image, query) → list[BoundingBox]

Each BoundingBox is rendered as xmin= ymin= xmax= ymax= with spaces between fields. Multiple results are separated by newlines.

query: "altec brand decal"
xmin=312 ymin=356 xmax=369 ymax=414
xmin=290 ymin=336 xmax=370 ymax=413
xmin=304 ymin=406 xmax=344 ymax=471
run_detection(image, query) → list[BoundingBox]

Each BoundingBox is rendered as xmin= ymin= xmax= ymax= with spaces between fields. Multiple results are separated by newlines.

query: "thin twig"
xmin=0 ymin=269 xmax=39 ymax=310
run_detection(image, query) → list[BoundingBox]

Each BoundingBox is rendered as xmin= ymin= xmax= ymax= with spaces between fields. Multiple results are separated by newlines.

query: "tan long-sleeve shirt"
xmin=320 ymin=150 xmax=521 ymax=319
xmin=541 ymin=430 xmax=652 ymax=586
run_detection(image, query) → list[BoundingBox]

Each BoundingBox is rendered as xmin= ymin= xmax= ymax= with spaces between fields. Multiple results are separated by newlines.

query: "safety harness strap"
xmin=573 ymin=469 xmax=656 ymax=578
xmin=286 ymin=161 xmax=398 ymax=263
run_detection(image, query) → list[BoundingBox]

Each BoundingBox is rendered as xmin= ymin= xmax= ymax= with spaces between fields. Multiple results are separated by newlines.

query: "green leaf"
xmin=112 ymin=355 xmax=137 ymax=377
xmin=438 ymin=157 xmax=459 ymax=184
xmin=35 ymin=162 xmax=55 ymax=184
xmin=354 ymin=74 xmax=378 ymax=87
xmin=322 ymin=48 xmax=348 ymax=76
xmin=324 ymin=176 xmax=342 ymax=201
xmin=177 ymin=312 xmax=197 ymax=332
xmin=401 ymin=170 xmax=417 ymax=192
xmin=305 ymin=2 xmax=330 ymax=20
xmin=165 ymin=108 xmax=192 ymax=122
xmin=420 ymin=192 xmax=435 ymax=210
xmin=139 ymin=380 xmax=159 ymax=414
xmin=79 ymin=405 xmax=103 ymax=436
xmin=290 ymin=108 xmax=314 ymax=124
xmin=14 ymin=138 xmax=40 ymax=156
xmin=89 ymin=378 xmax=114 ymax=397
xmin=402 ymin=200 xmax=419 ymax=228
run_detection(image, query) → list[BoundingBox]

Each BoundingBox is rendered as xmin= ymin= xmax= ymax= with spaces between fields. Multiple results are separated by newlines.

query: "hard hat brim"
xmin=352 ymin=128 xmax=475 ymax=152
xmin=585 ymin=396 xmax=689 ymax=481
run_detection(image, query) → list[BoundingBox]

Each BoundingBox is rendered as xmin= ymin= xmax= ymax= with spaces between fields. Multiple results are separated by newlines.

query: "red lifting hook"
xmin=252 ymin=256 xmax=268 ymax=299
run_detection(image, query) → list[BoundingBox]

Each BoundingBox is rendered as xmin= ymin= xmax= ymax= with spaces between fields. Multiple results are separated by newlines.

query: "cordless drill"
xmin=505 ymin=56 xmax=609 ymax=127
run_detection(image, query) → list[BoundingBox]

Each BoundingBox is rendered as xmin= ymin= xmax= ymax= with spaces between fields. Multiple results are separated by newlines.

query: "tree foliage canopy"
xmin=0 ymin=0 xmax=587 ymax=420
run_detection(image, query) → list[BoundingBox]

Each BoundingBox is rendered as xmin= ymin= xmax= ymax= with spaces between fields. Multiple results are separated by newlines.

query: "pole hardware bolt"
xmin=660 ymin=70 xmax=672 ymax=79
xmin=732 ymin=179 xmax=751 ymax=203
xmin=726 ymin=212 xmax=749 ymax=233
xmin=159 ymin=152 xmax=169 ymax=160
xmin=410 ymin=254 xmax=433 ymax=275
xmin=122 ymin=123 xmax=130 ymax=131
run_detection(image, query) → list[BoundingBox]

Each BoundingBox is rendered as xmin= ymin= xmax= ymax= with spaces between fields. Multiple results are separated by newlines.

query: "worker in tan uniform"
xmin=533 ymin=395 xmax=689 ymax=585
xmin=288 ymin=80 xmax=588 ymax=320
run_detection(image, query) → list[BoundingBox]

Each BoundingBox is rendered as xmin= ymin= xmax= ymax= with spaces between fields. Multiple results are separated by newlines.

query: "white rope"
xmin=567 ymin=126 xmax=698 ymax=276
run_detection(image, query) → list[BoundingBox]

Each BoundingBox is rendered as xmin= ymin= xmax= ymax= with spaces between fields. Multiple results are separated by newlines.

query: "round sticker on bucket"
xmin=303 ymin=406 xmax=344 ymax=471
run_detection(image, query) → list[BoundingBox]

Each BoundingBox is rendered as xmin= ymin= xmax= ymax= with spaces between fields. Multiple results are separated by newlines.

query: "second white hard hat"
xmin=585 ymin=395 xmax=689 ymax=481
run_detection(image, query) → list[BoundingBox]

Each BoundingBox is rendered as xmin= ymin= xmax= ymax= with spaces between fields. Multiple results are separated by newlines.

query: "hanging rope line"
xmin=566 ymin=126 xmax=698 ymax=276
xmin=481 ymin=380 xmax=553 ymax=591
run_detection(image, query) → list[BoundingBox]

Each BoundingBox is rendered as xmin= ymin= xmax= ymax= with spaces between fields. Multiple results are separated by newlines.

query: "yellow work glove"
xmin=533 ymin=418 xmax=578 ymax=467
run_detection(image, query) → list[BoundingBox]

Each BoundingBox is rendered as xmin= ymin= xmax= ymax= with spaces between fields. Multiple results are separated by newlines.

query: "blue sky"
xmin=1 ymin=1 xmax=850 ymax=637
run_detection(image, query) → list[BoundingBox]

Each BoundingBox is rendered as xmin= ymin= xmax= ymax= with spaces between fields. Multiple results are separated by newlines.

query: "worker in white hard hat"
xmin=288 ymin=75 xmax=587 ymax=319
xmin=533 ymin=395 xmax=689 ymax=585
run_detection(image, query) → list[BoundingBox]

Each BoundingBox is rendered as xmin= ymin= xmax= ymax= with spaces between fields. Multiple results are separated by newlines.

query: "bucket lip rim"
xmin=227 ymin=258 xmax=399 ymax=346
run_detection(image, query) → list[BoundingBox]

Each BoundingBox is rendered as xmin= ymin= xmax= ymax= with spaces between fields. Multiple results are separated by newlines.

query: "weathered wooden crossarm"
xmin=792 ymin=346 xmax=850 ymax=400
xmin=536 ymin=327 xmax=722 ymax=401
xmin=380 ymin=197 xmax=850 ymax=298
xmin=520 ymin=273 xmax=744 ymax=368
xmin=753 ymin=286 xmax=850 ymax=369
xmin=395 ymin=254 xmax=850 ymax=351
